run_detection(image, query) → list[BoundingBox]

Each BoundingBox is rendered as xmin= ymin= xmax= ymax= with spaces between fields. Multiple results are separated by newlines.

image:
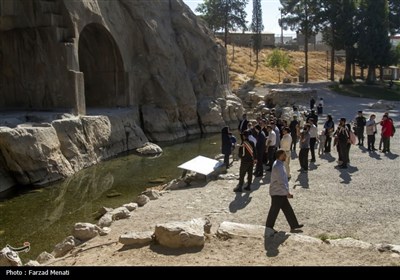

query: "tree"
xmin=266 ymin=49 xmax=290 ymax=83
xmin=319 ymin=1 xmax=359 ymax=83
xmin=389 ymin=0 xmax=400 ymax=34
xmin=251 ymin=0 xmax=264 ymax=74
xmin=196 ymin=0 xmax=249 ymax=48
xmin=195 ymin=0 xmax=222 ymax=32
xmin=319 ymin=2 xmax=341 ymax=81
xmin=395 ymin=44 xmax=400 ymax=66
xmin=280 ymin=0 xmax=322 ymax=83
xmin=357 ymin=0 xmax=392 ymax=84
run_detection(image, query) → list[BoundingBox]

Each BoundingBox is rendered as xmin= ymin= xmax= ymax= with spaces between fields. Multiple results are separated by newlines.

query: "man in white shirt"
xmin=265 ymin=125 xmax=276 ymax=171
xmin=265 ymin=149 xmax=303 ymax=233
xmin=280 ymin=127 xmax=292 ymax=178
xmin=308 ymin=118 xmax=318 ymax=162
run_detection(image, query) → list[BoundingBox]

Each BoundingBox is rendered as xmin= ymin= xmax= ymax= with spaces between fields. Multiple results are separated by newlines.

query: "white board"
xmin=178 ymin=155 xmax=223 ymax=176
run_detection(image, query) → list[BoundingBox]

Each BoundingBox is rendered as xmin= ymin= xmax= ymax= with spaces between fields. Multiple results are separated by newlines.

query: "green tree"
xmin=266 ymin=49 xmax=290 ymax=83
xmin=357 ymin=0 xmax=392 ymax=84
xmin=280 ymin=0 xmax=322 ymax=83
xmin=395 ymin=44 xmax=400 ymax=66
xmin=251 ymin=0 xmax=264 ymax=74
xmin=196 ymin=0 xmax=249 ymax=48
xmin=389 ymin=0 xmax=400 ymax=34
xmin=319 ymin=0 xmax=359 ymax=83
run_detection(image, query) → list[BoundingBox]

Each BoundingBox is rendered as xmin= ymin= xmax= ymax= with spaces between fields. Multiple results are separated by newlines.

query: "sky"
xmin=182 ymin=0 xmax=296 ymax=37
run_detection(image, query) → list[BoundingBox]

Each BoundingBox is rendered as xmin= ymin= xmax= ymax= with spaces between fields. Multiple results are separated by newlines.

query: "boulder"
xmin=51 ymin=236 xmax=79 ymax=258
xmin=154 ymin=218 xmax=210 ymax=248
xmin=141 ymin=190 xmax=160 ymax=200
xmin=288 ymin=234 xmax=322 ymax=244
xmin=109 ymin=207 xmax=131 ymax=220
xmin=24 ymin=260 xmax=40 ymax=266
xmin=123 ymin=203 xmax=138 ymax=211
xmin=95 ymin=207 xmax=114 ymax=220
xmin=98 ymin=213 xmax=113 ymax=228
xmin=98 ymin=227 xmax=111 ymax=236
xmin=216 ymin=221 xmax=267 ymax=239
xmin=136 ymin=142 xmax=163 ymax=156
xmin=119 ymin=231 xmax=154 ymax=246
xmin=36 ymin=251 xmax=55 ymax=264
xmin=0 ymin=247 xmax=22 ymax=266
xmin=164 ymin=179 xmax=187 ymax=190
xmin=72 ymin=223 xmax=100 ymax=241
xmin=136 ymin=195 xmax=150 ymax=207
xmin=377 ymin=243 xmax=400 ymax=254
xmin=327 ymin=238 xmax=374 ymax=250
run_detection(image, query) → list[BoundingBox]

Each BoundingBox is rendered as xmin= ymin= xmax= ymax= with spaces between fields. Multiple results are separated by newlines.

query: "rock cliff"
xmin=0 ymin=0 xmax=243 ymax=188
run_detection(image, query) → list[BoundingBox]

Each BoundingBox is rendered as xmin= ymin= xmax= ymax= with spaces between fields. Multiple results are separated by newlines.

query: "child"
xmin=318 ymin=130 xmax=326 ymax=156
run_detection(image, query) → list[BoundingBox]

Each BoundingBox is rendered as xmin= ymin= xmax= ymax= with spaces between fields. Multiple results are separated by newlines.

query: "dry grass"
xmin=226 ymin=45 xmax=346 ymax=90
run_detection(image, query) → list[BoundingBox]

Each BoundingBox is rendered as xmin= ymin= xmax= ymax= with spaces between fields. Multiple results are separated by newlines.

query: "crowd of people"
xmin=220 ymin=100 xmax=396 ymax=233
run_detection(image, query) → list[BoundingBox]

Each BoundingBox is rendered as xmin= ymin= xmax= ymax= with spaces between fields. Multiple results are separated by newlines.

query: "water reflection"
xmin=0 ymin=133 xmax=221 ymax=262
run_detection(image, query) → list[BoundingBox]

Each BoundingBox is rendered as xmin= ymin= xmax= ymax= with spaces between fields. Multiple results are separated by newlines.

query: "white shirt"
xmin=309 ymin=124 xmax=318 ymax=138
xmin=267 ymin=130 xmax=276 ymax=147
xmin=280 ymin=134 xmax=292 ymax=151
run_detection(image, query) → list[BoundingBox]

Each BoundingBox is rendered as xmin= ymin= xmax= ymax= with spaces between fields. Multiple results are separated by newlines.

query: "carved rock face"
xmin=0 ymin=0 xmax=240 ymax=136
xmin=0 ymin=0 xmax=244 ymax=187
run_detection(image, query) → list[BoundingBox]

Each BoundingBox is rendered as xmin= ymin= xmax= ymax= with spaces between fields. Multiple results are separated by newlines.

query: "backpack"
xmin=392 ymin=123 xmax=396 ymax=136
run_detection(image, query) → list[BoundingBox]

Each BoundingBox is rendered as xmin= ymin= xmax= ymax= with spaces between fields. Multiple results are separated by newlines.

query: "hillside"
xmin=226 ymin=45 xmax=346 ymax=90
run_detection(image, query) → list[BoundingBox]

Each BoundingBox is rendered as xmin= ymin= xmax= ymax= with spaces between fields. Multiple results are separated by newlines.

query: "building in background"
xmin=215 ymin=32 xmax=275 ymax=48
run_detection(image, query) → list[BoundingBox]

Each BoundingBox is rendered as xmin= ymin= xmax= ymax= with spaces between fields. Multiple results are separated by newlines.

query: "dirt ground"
xmin=47 ymin=84 xmax=400 ymax=266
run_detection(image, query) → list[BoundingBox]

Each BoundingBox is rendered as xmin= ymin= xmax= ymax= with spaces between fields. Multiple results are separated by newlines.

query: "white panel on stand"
xmin=178 ymin=156 xmax=223 ymax=175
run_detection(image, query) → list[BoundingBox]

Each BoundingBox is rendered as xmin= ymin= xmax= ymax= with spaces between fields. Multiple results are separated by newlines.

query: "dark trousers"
xmin=309 ymin=137 xmax=316 ymax=161
xmin=356 ymin=127 xmax=364 ymax=144
xmin=299 ymin=148 xmax=309 ymax=170
xmin=255 ymin=153 xmax=264 ymax=176
xmin=367 ymin=134 xmax=376 ymax=150
xmin=324 ymin=135 xmax=332 ymax=152
xmin=382 ymin=136 xmax=391 ymax=152
xmin=266 ymin=146 xmax=276 ymax=169
xmin=290 ymin=134 xmax=298 ymax=151
xmin=266 ymin=195 xmax=300 ymax=229
xmin=239 ymin=161 xmax=253 ymax=187
xmin=338 ymin=141 xmax=349 ymax=166
xmin=223 ymin=153 xmax=230 ymax=168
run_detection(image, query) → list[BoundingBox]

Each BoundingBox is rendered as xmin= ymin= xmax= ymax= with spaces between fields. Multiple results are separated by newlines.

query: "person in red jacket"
xmin=380 ymin=114 xmax=394 ymax=153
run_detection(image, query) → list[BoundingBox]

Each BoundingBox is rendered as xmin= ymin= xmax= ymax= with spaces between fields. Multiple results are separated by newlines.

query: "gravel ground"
xmin=48 ymin=84 xmax=400 ymax=266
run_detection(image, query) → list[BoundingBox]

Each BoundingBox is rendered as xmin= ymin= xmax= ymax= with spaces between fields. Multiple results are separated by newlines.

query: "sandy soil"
xmin=47 ymin=84 xmax=400 ymax=266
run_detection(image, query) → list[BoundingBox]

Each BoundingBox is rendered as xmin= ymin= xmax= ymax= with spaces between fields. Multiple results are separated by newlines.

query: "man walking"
xmin=265 ymin=149 xmax=303 ymax=233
